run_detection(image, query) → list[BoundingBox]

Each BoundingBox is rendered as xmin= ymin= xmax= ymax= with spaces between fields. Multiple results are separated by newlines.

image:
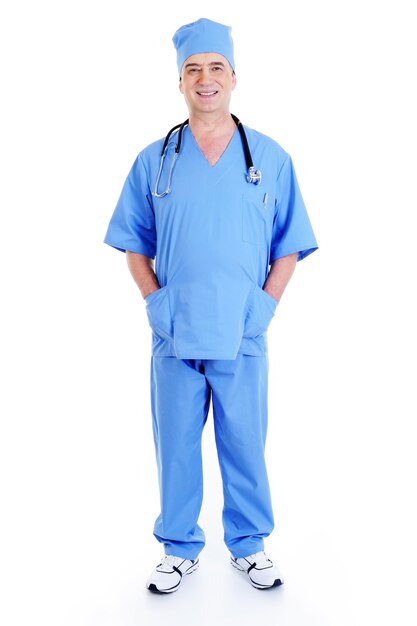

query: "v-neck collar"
xmin=186 ymin=125 xmax=239 ymax=169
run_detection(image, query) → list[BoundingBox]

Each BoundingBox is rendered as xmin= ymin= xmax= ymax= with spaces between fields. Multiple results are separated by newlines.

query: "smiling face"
xmin=179 ymin=52 xmax=237 ymax=118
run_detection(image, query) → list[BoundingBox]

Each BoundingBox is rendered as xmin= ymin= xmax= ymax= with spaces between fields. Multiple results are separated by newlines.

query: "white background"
xmin=1 ymin=1 xmax=416 ymax=625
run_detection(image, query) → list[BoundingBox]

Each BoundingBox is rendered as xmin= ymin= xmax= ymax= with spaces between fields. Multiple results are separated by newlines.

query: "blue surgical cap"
xmin=172 ymin=18 xmax=235 ymax=76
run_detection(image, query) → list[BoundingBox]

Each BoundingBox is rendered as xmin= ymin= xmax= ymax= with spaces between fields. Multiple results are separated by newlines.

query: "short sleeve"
xmin=103 ymin=154 xmax=157 ymax=258
xmin=270 ymin=155 xmax=318 ymax=264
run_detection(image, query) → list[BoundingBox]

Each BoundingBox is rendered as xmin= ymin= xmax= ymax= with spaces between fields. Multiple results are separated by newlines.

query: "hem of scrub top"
xmin=151 ymin=352 xmax=268 ymax=360
xmin=151 ymin=339 xmax=269 ymax=358
xmin=173 ymin=354 xmax=242 ymax=360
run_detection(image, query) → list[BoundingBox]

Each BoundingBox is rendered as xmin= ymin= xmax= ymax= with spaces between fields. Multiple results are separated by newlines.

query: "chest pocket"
xmin=242 ymin=188 xmax=274 ymax=246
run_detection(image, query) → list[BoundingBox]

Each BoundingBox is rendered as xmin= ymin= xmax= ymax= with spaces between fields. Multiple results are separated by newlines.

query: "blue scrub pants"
xmin=150 ymin=354 xmax=275 ymax=560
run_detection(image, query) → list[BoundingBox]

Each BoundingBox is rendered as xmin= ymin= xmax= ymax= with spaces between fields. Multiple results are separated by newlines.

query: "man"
xmin=104 ymin=18 xmax=318 ymax=594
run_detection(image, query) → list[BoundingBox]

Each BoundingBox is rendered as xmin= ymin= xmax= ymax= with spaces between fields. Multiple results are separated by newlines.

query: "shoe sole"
xmin=147 ymin=559 xmax=199 ymax=594
xmin=230 ymin=558 xmax=284 ymax=589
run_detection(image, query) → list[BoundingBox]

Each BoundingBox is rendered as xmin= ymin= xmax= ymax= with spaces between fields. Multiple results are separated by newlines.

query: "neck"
xmin=188 ymin=111 xmax=236 ymax=137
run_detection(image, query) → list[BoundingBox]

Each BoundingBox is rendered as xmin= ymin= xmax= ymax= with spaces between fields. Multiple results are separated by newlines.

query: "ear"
xmin=231 ymin=72 xmax=237 ymax=91
xmin=179 ymin=77 xmax=184 ymax=94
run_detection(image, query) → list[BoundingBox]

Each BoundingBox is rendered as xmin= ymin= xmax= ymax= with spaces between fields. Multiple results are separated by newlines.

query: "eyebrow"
xmin=184 ymin=61 xmax=225 ymax=69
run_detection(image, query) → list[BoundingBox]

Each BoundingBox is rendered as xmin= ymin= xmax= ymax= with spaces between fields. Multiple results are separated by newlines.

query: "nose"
xmin=199 ymin=66 xmax=211 ymax=83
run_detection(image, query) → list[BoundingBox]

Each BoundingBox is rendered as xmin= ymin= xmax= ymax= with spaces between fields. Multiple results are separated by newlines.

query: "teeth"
xmin=198 ymin=91 xmax=217 ymax=96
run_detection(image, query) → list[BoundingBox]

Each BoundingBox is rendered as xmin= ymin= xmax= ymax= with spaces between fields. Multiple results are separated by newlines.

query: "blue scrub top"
xmin=104 ymin=125 xmax=318 ymax=359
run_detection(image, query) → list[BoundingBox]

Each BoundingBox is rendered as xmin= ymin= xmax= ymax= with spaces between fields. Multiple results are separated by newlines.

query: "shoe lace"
xmin=246 ymin=551 xmax=272 ymax=566
xmin=160 ymin=555 xmax=184 ymax=570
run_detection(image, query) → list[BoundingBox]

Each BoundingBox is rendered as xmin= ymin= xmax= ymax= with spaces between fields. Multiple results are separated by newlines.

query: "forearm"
xmin=263 ymin=252 xmax=298 ymax=302
xmin=126 ymin=251 xmax=160 ymax=299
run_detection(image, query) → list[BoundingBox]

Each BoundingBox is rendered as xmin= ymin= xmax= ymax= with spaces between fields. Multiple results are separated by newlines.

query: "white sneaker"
xmin=146 ymin=555 xmax=199 ymax=594
xmin=231 ymin=551 xmax=284 ymax=589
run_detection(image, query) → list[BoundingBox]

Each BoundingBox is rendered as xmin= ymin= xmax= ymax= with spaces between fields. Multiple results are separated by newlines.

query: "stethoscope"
xmin=152 ymin=114 xmax=261 ymax=198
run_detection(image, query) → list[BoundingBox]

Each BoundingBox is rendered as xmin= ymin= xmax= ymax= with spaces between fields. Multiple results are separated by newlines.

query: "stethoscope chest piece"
xmin=247 ymin=166 xmax=262 ymax=185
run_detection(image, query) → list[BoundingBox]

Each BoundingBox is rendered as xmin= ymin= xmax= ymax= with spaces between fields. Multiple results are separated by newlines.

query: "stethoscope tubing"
xmin=153 ymin=114 xmax=261 ymax=198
